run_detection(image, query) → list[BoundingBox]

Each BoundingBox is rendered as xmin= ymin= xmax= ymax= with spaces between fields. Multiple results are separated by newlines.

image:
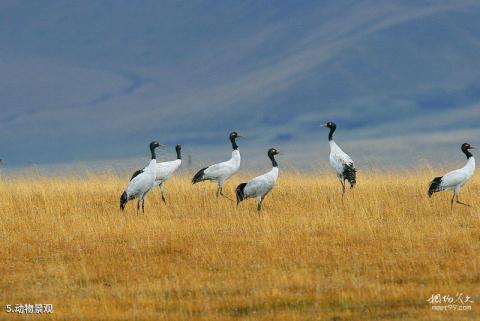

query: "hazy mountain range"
xmin=1 ymin=0 xmax=480 ymax=171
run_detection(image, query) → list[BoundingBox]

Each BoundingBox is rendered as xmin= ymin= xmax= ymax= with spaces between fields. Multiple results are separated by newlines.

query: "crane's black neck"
xmin=328 ymin=125 xmax=336 ymax=141
xmin=269 ymin=153 xmax=278 ymax=167
xmin=150 ymin=146 xmax=157 ymax=160
xmin=176 ymin=148 xmax=181 ymax=160
xmin=230 ymin=137 xmax=238 ymax=150
xmin=462 ymin=147 xmax=472 ymax=159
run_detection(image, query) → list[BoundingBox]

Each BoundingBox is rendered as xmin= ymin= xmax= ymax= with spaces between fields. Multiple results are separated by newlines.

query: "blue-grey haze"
xmin=1 ymin=0 xmax=480 ymax=171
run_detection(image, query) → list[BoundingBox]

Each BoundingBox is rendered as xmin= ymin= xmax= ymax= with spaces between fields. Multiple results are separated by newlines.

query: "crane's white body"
xmin=241 ymin=167 xmax=279 ymax=205
xmin=329 ymin=140 xmax=355 ymax=179
xmin=155 ymin=159 xmax=181 ymax=186
xmin=434 ymin=157 xmax=475 ymax=193
xmin=126 ymin=159 xmax=157 ymax=201
xmin=202 ymin=149 xmax=241 ymax=187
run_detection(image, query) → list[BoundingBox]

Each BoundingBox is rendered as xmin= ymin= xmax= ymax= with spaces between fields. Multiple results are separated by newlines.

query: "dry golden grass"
xmin=0 ymin=170 xmax=479 ymax=321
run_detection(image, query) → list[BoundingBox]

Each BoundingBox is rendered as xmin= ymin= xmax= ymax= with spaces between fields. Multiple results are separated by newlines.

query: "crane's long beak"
xmin=321 ymin=124 xmax=328 ymax=127
xmin=158 ymin=143 xmax=165 ymax=148
xmin=237 ymin=135 xmax=243 ymax=138
xmin=470 ymin=146 xmax=476 ymax=149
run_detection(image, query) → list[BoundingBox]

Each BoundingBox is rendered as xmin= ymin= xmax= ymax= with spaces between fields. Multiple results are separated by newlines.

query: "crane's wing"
xmin=439 ymin=169 xmax=468 ymax=189
xmin=203 ymin=160 xmax=235 ymax=179
xmin=330 ymin=152 xmax=355 ymax=173
xmin=330 ymin=150 xmax=356 ymax=187
xmin=126 ymin=172 xmax=154 ymax=198
xmin=244 ymin=174 xmax=274 ymax=198
xmin=156 ymin=160 xmax=181 ymax=181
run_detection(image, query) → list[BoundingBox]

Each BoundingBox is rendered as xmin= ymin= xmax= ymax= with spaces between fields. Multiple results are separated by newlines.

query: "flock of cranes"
xmin=119 ymin=122 xmax=476 ymax=213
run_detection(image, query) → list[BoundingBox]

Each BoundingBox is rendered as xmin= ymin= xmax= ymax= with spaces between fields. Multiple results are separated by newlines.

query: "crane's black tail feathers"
xmin=343 ymin=164 xmax=357 ymax=188
xmin=428 ymin=176 xmax=443 ymax=197
xmin=192 ymin=167 xmax=208 ymax=184
xmin=236 ymin=183 xmax=247 ymax=205
xmin=120 ymin=191 xmax=128 ymax=211
xmin=130 ymin=169 xmax=144 ymax=181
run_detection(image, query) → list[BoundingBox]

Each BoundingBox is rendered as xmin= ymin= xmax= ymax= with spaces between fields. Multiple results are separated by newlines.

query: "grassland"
xmin=0 ymin=170 xmax=479 ymax=320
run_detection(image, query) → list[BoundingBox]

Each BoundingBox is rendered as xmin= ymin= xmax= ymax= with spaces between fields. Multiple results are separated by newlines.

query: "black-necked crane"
xmin=236 ymin=148 xmax=279 ymax=212
xmin=428 ymin=143 xmax=475 ymax=208
xmin=322 ymin=121 xmax=356 ymax=196
xmin=120 ymin=141 xmax=163 ymax=213
xmin=192 ymin=132 xmax=242 ymax=200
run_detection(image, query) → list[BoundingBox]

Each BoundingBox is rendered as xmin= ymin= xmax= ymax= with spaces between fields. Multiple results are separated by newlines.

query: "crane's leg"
xmin=256 ymin=197 xmax=263 ymax=212
xmin=338 ymin=177 xmax=345 ymax=197
xmin=159 ymin=184 xmax=167 ymax=205
xmin=456 ymin=199 xmax=472 ymax=207
xmin=219 ymin=186 xmax=234 ymax=201
xmin=137 ymin=200 xmax=141 ymax=214
xmin=456 ymin=190 xmax=472 ymax=207
xmin=141 ymin=199 xmax=145 ymax=213
xmin=257 ymin=195 xmax=268 ymax=213
xmin=216 ymin=186 xmax=220 ymax=197
xmin=450 ymin=192 xmax=455 ymax=209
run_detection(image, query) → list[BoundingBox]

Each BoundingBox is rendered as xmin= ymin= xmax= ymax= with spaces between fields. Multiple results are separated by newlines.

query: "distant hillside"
xmin=0 ymin=0 xmax=479 ymax=167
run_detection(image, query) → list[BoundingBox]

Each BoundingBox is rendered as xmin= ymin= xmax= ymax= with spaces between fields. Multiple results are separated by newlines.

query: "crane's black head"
xmin=268 ymin=148 xmax=280 ymax=167
xmin=229 ymin=131 xmax=242 ymax=150
xmin=149 ymin=141 xmax=164 ymax=159
xmin=268 ymin=148 xmax=280 ymax=157
xmin=321 ymin=121 xmax=336 ymax=129
xmin=150 ymin=141 xmax=162 ymax=150
xmin=462 ymin=143 xmax=474 ymax=150
xmin=321 ymin=121 xmax=337 ymax=141
xmin=461 ymin=143 xmax=475 ymax=159
xmin=229 ymin=132 xmax=242 ymax=140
